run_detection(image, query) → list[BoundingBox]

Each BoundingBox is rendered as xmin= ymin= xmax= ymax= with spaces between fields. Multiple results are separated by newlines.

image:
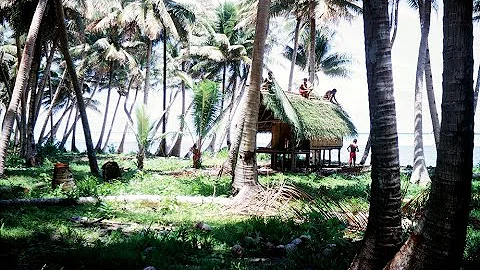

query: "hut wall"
xmin=271 ymin=123 xmax=291 ymax=149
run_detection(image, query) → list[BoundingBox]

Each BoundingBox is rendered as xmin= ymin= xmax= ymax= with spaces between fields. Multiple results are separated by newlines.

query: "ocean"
xmin=64 ymin=132 xmax=480 ymax=167
xmin=341 ymin=133 xmax=480 ymax=167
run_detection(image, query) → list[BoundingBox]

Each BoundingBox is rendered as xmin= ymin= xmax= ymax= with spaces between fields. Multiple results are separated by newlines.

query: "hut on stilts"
xmin=257 ymin=80 xmax=357 ymax=171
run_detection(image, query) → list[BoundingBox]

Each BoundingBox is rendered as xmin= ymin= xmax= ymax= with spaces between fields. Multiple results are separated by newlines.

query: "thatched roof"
xmin=260 ymin=84 xmax=357 ymax=141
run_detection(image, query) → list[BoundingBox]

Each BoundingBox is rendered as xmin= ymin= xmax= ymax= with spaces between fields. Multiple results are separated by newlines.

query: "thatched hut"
xmin=257 ymin=85 xmax=357 ymax=171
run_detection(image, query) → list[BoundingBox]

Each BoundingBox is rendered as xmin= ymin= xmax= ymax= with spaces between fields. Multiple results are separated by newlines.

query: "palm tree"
xmin=55 ymin=0 xmax=100 ymax=175
xmin=155 ymin=0 xmax=196 ymax=157
xmin=307 ymin=0 xmax=361 ymax=85
xmin=271 ymin=0 xmax=309 ymax=92
xmin=386 ymin=1 xmax=474 ymax=268
xmin=0 ymin=0 xmax=47 ymax=177
xmin=232 ymin=0 xmax=270 ymax=196
xmin=191 ymin=79 xmax=221 ymax=168
xmin=85 ymin=1 xmax=142 ymax=152
xmin=348 ymin=1 xmax=402 ymax=269
xmin=134 ymin=104 xmax=155 ymax=170
xmin=283 ymin=27 xmax=352 ymax=83
xmin=410 ymin=0 xmax=432 ymax=185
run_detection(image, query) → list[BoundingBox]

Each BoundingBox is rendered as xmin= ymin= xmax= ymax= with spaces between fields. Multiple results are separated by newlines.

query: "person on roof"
xmin=323 ymin=88 xmax=339 ymax=105
xmin=299 ymin=78 xmax=313 ymax=98
xmin=261 ymin=71 xmax=274 ymax=90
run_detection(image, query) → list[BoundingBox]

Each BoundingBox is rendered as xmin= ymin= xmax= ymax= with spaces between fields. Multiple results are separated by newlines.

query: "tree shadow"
xmin=0 ymin=204 xmax=358 ymax=270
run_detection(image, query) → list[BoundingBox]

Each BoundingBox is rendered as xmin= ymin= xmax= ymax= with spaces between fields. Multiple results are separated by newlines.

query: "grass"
xmin=0 ymin=151 xmax=479 ymax=269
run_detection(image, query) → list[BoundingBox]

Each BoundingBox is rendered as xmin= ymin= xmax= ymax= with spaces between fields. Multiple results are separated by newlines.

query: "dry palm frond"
xmin=225 ymin=181 xmax=368 ymax=230
xmin=402 ymin=186 xmax=430 ymax=219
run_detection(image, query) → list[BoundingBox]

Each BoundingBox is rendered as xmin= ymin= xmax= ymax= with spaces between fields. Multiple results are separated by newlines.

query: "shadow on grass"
xmin=0 ymin=204 xmax=357 ymax=270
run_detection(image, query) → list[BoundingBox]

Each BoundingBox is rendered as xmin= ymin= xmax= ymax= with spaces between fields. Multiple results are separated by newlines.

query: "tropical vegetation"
xmin=0 ymin=0 xmax=478 ymax=269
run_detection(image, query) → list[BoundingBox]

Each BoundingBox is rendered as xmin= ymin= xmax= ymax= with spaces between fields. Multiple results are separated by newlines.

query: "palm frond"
xmin=135 ymin=104 xmax=156 ymax=149
xmin=264 ymin=80 xmax=305 ymax=141
xmin=191 ymin=79 xmax=221 ymax=140
xmin=175 ymin=70 xmax=194 ymax=89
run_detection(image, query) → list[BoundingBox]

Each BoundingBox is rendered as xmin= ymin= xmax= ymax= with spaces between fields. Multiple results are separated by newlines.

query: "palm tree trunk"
xmin=474 ymin=63 xmax=480 ymax=114
xmin=389 ymin=0 xmax=400 ymax=46
xmin=288 ymin=17 xmax=301 ymax=92
xmin=221 ymin=63 xmax=227 ymax=110
xmin=102 ymin=93 xmax=122 ymax=152
xmin=349 ymin=1 xmax=402 ymax=269
xmin=25 ymin=40 xmax=42 ymax=164
xmin=59 ymin=103 xmax=75 ymax=149
xmin=0 ymin=0 xmax=47 ymax=177
xmin=227 ymin=67 xmax=249 ymax=176
xmin=117 ymin=80 xmax=138 ymax=154
xmin=425 ymin=45 xmax=440 ymax=149
xmin=386 ymin=2 xmax=474 ymax=268
xmin=359 ymin=133 xmax=371 ymax=165
xmin=158 ymin=28 xmax=168 ymax=157
xmin=232 ymin=0 xmax=270 ymax=195
xmin=169 ymin=62 xmax=186 ymax=157
xmin=95 ymin=62 xmax=114 ymax=151
xmin=143 ymin=39 xmax=152 ymax=105
xmin=55 ymin=0 xmax=99 ymax=176
xmin=71 ymin=108 xmax=79 ymax=152
xmin=410 ymin=0 xmax=431 ymax=185
xmin=38 ymin=69 xmax=66 ymax=145
xmin=308 ymin=0 xmax=316 ymax=85
xmin=42 ymin=99 xmax=71 ymax=144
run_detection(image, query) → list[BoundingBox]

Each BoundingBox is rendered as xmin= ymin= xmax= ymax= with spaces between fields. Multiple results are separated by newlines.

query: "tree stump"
xmin=52 ymin=162 xmax=75 ymax=191
xmin=101 ymin=161 xmax=122 ymax=181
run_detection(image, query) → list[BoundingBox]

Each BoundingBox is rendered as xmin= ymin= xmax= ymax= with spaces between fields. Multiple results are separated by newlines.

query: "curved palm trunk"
xmin=24 ymin=40 xmax=42 ymax=164
xmin=59 ymin=103 xmax=75 ymax=149
xmin=95 ymin=63 xmax=114 ymax=151
xmin=287 ymin=17 xmax=301 ymax=92
xmin=359 ymin=133 xmax=371 ymax=165
xmin=38 ymin=69 xmax=66 ymax=145
xmin=386 ymin=2 xmax=474 ymax=269
xmin=71 ymin=108 xmax=79 ymax=152
xmin=232 ymin=0 xmax=270 ymax=195
xmin=169 ymin=63 xmax=186 ymax=157
xmin=410 ymin=0 xmax=431 ymax=185
xmin=349 ymin=1 xmax=402 ymax=269
xmin=102 ymin=93 xmax=122 ymax=152
xmin=425 ymin=45 xmax=440 ymax=149
xmin=474 ymin=63 xmax=480 ymax=113
xmin=117 ymin=81 xmax=138 ymax=154
xmin=0 ymin=0 xmax=47 ymax=177
xmin=55 ymin=0 xmax=99 ymax=176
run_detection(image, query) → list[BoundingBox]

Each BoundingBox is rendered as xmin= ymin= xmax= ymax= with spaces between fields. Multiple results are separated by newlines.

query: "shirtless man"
xmin=347 ymin=139 xmax=359 ymax=167
xmin=299 ymin=78 xmax=312 ymax=98
xmin=323 ymin=88 xmax=338 ymax=105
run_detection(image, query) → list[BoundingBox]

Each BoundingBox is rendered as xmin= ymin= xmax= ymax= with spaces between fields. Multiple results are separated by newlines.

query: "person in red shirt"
xmin=299 ymin=78 xmax=312 ymax=98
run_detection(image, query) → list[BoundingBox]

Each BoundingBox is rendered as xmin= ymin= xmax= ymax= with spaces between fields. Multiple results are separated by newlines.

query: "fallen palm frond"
xmin=401 ymin=185 xmax=430 ymax=219
xmin=225 ymin=181 xmax=369 ymax=230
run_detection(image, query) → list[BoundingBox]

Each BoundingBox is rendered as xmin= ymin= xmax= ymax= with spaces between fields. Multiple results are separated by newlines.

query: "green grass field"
xmin=0 ymin=152 xmax=479 ymax=269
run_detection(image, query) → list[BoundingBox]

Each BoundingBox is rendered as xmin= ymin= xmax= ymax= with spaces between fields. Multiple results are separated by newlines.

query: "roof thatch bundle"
xmin=261 ymin=82 xmax=357 ymax=141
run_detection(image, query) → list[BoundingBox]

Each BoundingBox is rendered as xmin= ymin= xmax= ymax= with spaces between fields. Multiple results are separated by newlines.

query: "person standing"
xmin=347 ymin=139 xmax=359 ymax=167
